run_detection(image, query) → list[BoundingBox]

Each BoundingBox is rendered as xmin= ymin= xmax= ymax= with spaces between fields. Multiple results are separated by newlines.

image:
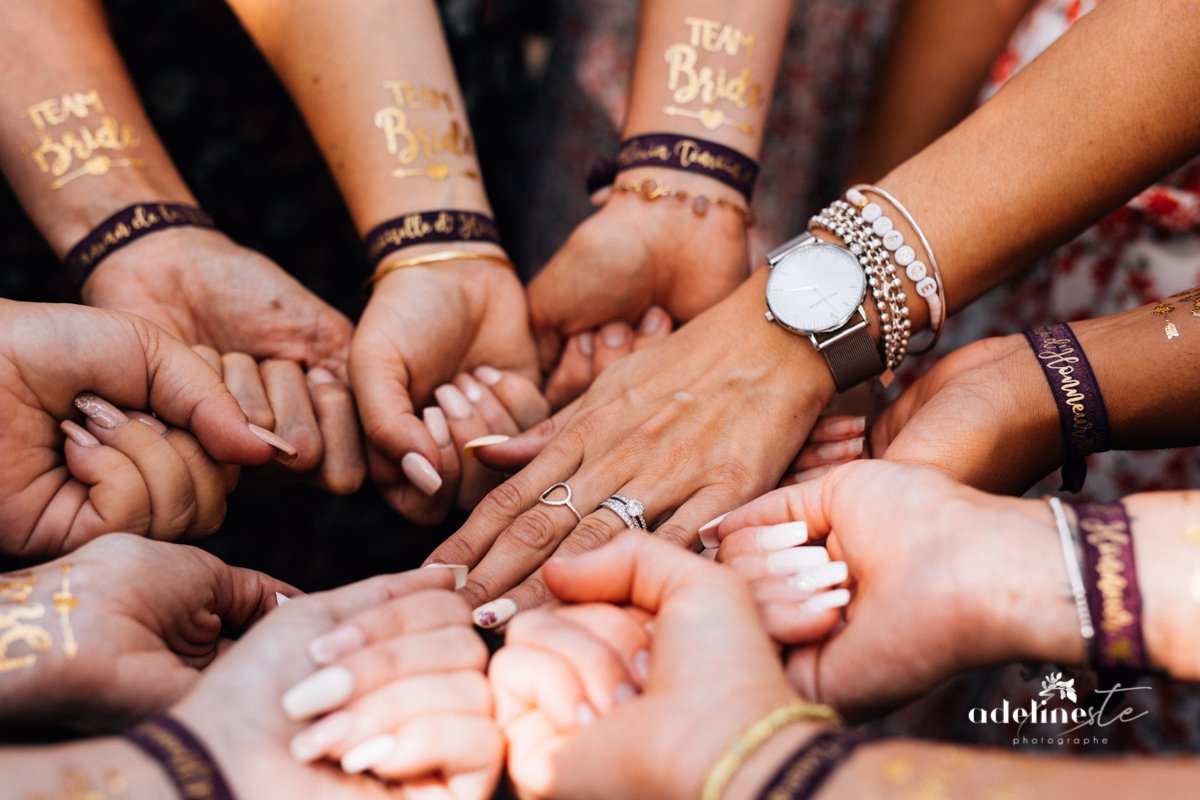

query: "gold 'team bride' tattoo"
xmin=24 ymin=768 xmax=126 ymax=800
xmin=24 ymin=91 xmax=144 ymax=189
xmin=662 ymin=17 xmax=764 ymax=135
xmin=0 ymin=573 xmax=51 ymax=673
xmin=374 ymin=81 xmax=478 ymax=181
xmin=1152 ymin=303 xmax=1180 ymax=340
xmin=54 ymin=565 xmax=79 ymax=659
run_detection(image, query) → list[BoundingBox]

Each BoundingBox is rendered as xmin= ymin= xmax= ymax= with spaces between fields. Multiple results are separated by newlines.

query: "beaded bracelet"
xmin=610 ymin=178 xmax=755 ymax=225
xmin=1047 ymin=496 xmax=1096 ymax=673
xmin=123 ymin=715 xmax=237 ymax=800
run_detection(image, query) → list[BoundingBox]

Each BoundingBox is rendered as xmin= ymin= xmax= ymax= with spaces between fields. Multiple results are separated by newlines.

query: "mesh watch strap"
xmin=816 ymin=316 xmax=883 ymax=392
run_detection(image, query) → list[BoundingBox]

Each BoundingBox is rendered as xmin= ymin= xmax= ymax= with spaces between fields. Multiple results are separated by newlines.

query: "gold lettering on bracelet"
xmin=24 ymin=768 xmax=127 ymax=800
xmin=614 ymin=138 xmax=754 ymax=186
xmin=1034 ymin=337 xmax=1098 ymax=453
xmin=364 ymin=212 xmax=499 ymax=264
xmin=1078 ymin=518 xmax=1137 ymax=663
xmin=662 ymin=17 xmax=763 ymax=136
xmin=375 ymin=81 xmax=478 ymax=181
xmin=70 ymin=204 xmax=213 ymax=275
xmin=24 ymin=91 xmax=144 ymax=189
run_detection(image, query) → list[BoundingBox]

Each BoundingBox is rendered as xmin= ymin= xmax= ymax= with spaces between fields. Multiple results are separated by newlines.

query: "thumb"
xmin=348 ymin=344 xmax=442 ymax=474
xmin=711 ymin=474 xmax=835 ymax=546
xmin=471 ymin=397 xmax=581 ymax=472
xmin=208 ymin=558 xmax=300 ymax=633
xmin=135 ymin=322 xmax=294 ymax=465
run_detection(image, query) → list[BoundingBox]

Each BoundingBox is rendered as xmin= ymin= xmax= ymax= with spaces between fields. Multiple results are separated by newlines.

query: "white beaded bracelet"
xmin=846 ymin=186 xmax=946 ymax=355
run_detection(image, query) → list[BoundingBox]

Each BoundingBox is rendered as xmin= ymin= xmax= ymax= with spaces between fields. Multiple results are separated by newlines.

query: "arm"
xmin=227 ymin=0 xmax=546 ymax=523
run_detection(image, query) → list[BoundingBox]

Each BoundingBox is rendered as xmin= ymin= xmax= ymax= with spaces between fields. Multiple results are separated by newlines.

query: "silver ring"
xmin=540 ymin=482 xmax=582 ymax=523
xmin=601 ymin=494 xmax=648 ymax=530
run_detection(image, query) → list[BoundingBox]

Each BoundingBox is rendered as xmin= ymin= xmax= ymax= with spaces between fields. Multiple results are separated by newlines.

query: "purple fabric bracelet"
xmin=1022 ymin=323 xmax=1112 ymax=493
xmin=1071 ymin=501 xmax=1149 ymax=676
xmin=586 ymin=133 xmax=759 ymax=200
xmin=122 ymin=714 xmax=237 ymax=800
xmin=364 ymin=210 xmax=501 ymax=269
xmin=756 ymin=729 xmax=875 ymax=800
xmin=65 ymin=202 xmax=216 ymax=286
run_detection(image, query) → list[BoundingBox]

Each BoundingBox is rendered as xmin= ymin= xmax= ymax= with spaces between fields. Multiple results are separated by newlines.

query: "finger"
xmin=748 ymin=564 xmax=850 ymax=604
xmin=380 ymin=407 xmax=459 ymax=524
xmin=210 ymin=559 xmax=299 ymax=634
xmin=192 ymin=345 xmax=224 ymax=376
xmin=489 ymin=644 xmax=591 ymax=732
xmin=551 ymin=603 xmax=652 ymax=688
xmin=592 ymin=322 xmax=634 ymax=374
xmin=802 ymin=416 xmax=867 ymax=445
xmin=469 ymin=398 xmax=581 ymax=473
xmin=454 ymin=373 xmax=521 ymax=436
xmin=543 ymin=333 xmax=595 ymax=411
xmin=261 ymin=359 xmax=324 ymax=475
xmin=307 ymin=367 xmax=367 ymax=495
xmin=779 ymin=465 xmax=834 ymax=489
xmin=789 ymin=436 xmax=865 ymax=472
xmin=75 ymin=395 xmax=197 ymax=538
xmin=436 ymin=384 xmax=501 ymax=510
xmin=221 ymin=352 xmax=275 ymax=430
xmin=349 ymin=345 xmax=443 ymax=478
xmin=160 ymin=426 xmax=230 ymax=537
xmin=59 ymin=422 xmax=151 ymax=538
xmin=631 ymin=306 xmax=672 ymax=350
xmin=714 ymin=521 xmax=810 ymax=562
xmin=722 ymin=546 xmax=831 ymax=582
xmin=506 ymin=608 xmax=637 ymax=715
xmin=758 ymin=589 xmax=851 ymax=645
xmin=712 ymin=470 xmax=843 ymax=544
xmin=473 ymin=366 xmax=551 ymax=431
xmin=344 ymin=714 xmax=503 ymax=790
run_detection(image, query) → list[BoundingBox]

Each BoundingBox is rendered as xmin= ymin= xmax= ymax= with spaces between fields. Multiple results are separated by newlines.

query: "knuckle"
xmin=481 ymin=481 xmax=531 ymax=521
xmin=653 ymin=521 xmax=695 ymax=549
xmin=568 ymin=517 xmax=617 ymax=554
xmin=502 ymin=511 xmax=562 ymax=554
xmin=447 ymin=626 xmax=490 ymax=670
xmin=709 ymin=458 xmax=756 ymax=492
xmin=428 ymin=537 xmax=477 ymax=569
xmin=509 ymin=577 xmax=556 ymax=611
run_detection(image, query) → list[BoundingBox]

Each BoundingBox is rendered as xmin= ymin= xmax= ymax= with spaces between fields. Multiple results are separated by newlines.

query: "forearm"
xmin=848 ymin=0 xmax=1037 ymax=183
xmin=1 ymin=739 xmax=174 ymax=799
xmin=878 ymin=0 xmax=1200 ymax=320
xmin=0 ymin=0 xmax=195 ymax=256
xmin=227 ymin=0 xmax=493 ymax=236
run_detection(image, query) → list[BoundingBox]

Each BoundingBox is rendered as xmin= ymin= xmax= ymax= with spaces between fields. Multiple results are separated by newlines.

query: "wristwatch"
xmin=763 ymin=233 xmax=882 ymax=392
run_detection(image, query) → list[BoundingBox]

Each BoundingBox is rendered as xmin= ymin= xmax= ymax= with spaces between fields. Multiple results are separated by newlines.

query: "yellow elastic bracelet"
xmin=367 ymin=250 xmax=513 ymax=290
xmin=700 ymin=702 xmax=842 ymax=800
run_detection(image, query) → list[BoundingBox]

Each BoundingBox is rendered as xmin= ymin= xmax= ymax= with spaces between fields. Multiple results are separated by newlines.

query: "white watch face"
xmin=766 ymin=242 xmax=866 ymax=333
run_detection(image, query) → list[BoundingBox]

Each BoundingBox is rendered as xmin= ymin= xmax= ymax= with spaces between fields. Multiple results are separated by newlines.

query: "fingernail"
xmin=423 ymin=563 xmax=468 ymax=590
xmin=308 ymin=367 xmax=338 ymax=385
xmin=698 ymin=512 xmax=729 ymax=549
xmin=275 ymin=592 xmax=291 ymax=606
xmin=473 ymin=598 xmax=517 ymax=629
xmin=74 ymin=393 xmax=128 ymax=429
xmin=577 ymin=703 xmax=596 ymax=727
xmin=281 ymin=666 xmax=354 ymax=720
xmin=289 ymin=710 xmax=353 ymax=763
xmin=766 ymin=547 xmax=830 ymax=576
xmin=789 ymin=561 xmax=849 ymax=593
xmin=634 ymin=649 xmax=650 ymax=683
xmin=756 ymin=521 xmax=808 ymax=551
xmin=817 ymin=438 xmax=864 ymax=462
xmin=60 ymin=420 xmax=100 ymax=448
xmin=127 ymin=411 xmax=168 ymax=436
xmin=401 ymin=452 xmax=443 ymax=496
xmin=248 ymin=423 xmax=299 ymax=461
xmin=434 ymin=384 xmax=472 ymax=420
xmin=799 ymin=588 xmax=852 ymax=614
xmin=464 ymin=434 xmax=510 ymax=457
xmin=640 ymin=307 xmax=664 ymax=335
xmin=601 ymin=323 xmax=630 ymax=348
xmin=794 ymin=466 xmax=833 ymax=484
xmin=423 ymin=407 xmax=451 ymax=448
xmin=819 ymin=416 xmax=866 ymax=438
xmin=578 ymin=332 xmax=595 ymax=356
xmin=475 ymin=365 xmax=503 ymax=386
xmin=308 ymin=626 xmax=367 ymax=665
xmin=341 ymin=734 xmax=396 ymax=774
xmin=460 ymin=375 xmax=485 ymax=403
xmin=614 ymin=682 xmax=636 ymax=706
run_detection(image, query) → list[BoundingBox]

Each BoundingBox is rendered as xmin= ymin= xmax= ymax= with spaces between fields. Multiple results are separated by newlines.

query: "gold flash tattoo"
xmin=53 ymin=565 xmax=78 ymax=659
xmin=25 ymin=91 xmax=143 ymax=189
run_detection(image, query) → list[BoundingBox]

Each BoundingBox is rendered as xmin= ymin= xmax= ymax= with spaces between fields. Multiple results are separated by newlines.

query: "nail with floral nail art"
xmin=473 ymin=598 xmax=517 ymax=629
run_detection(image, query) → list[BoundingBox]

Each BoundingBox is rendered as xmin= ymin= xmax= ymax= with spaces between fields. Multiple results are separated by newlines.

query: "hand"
xmin=83 ymin=227 xmax=364 ymax=493
xmin=713 ymin=460 xmax=1080 ymax=718
xmin=350 ymin=258 xmax=542 ymax=524
xmin=430 ymin=270 xmax=836 ymax=620
xmin=544 ymin=306 xmax=673 ymax=410
xmin=172 ymin=567 xmax=503 ymax=799
xmin=490 ymin=533 xmax=806 ymax=800
xmin=528 ymin=176 xmax=749 ymax=369
xmin=278 ymin=577 xmax=498 ymax=796
xmin=773 ymin=414 xmax=867 ymax=489
xmin=0 ymin=299 xmax=294 ymax=559
xmin=872 ymin=335 xmax=1059 ymax=494
xmin=0 ymin=534 xmax=294 ymax=729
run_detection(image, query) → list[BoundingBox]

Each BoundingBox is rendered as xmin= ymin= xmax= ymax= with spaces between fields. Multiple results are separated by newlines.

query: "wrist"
xmin=723 ymin=722 xmax=829 ymax=800
xmin=80 ymin=225 xmax=232 ymax=300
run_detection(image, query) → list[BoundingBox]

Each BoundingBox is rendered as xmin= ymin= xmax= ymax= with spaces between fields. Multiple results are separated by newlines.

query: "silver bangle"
xmin=1047 ymin=496 xmax=1094 ymax=670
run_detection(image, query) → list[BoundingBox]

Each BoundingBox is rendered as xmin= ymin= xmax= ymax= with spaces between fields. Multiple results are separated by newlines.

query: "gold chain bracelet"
xmin=613 ymin=178 xmax=755 ymax=226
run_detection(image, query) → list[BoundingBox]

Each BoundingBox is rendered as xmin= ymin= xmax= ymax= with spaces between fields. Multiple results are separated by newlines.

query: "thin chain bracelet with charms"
xmin=612 ymin=178 xmax=755 ymax=226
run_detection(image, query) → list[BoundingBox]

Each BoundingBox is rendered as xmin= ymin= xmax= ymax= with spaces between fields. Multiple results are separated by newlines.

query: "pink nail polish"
xmin=474 ymin=365 xmax=503 ymax=386
xmin=578 ymin=332 xmax=595 ymax=356
xmin=308 ymin=367 xmax=338 ymax=385
xmin=640 ymin=308 xmax=664 ymax=335
xmin=247 ymin=423 xmax=299 ymax=460
xmin=816 ymin=437 xmax=864 ymax=462
xmin=401 ymin=452 xmax=443 ymax=496
xmin=127 ymin=411 xmax=168 ymax=436
xmin=602 ymin=323 xmax=629 ymax=348
xmin=60 ymin=420 xmax=100 ymax=448
xmin=460 ymin=375 xmax=485 ymax=403
xmin=422 ymin=407 xmax=451 ymax=448
xmin=434 ymin=384 xmax=472 ymax=420
xmin=74 ymin=393 xmax=128 ymax=430
xmin=821 ymin=416 xmax=866 ymax=437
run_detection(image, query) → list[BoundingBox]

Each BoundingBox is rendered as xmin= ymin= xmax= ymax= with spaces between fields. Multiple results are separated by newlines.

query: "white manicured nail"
xmin=289 ymin=710 xmax=353 ymax=763
xmin=756 ymin=521 xmax=808 ymax=551
xmin=799 ymin=588 xmax=852 ymax=614
xmin=766 ymin=547 xmax=830 ymax=576
xmin=634 ymin=650 xmax=650 ymax=682
xmin=817 ymin=438 xmax=864 ymax=462
xmin=614 ymin=682 xmax=636 ymax=706
xmin=308 ymin=626 xmax=366 ymax=665
xmin=423 ymin=563 xmax=468 ymax=589
xmin=281 ymin=666 xmax=354 ymax=720
xmin=341 ymin=734 xmax=396 ymax=774
xmin=463 ymin=434 xmax=510 ymax=457
xmin=275 ymin=592 xmax=290 ymax=606
xmin=473 ymin=598 xmax=517 ymax=629
xmin=698 ymin=513 xmax=729 ymax=549
xmin=788 ymin=561 xmax=848 ymax=593
xmin=577 ymin=703 xmax=596 ymax=727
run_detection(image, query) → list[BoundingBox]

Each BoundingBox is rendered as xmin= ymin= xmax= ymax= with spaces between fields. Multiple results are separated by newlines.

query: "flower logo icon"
xmin=1039 ymin=672 xmax=1078 ymax=704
